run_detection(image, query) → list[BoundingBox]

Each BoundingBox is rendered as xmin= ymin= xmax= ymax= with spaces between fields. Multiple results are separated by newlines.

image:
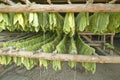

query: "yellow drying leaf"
xmin=29 ymin=13 xmax=34 ymax=24
xmin=13 ymin=13 xmax=25 ymax=29
xmin=32 ymin=13 xmax=39 ymax=27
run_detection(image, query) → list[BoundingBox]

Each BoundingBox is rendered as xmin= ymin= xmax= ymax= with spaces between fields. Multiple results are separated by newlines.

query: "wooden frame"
xmin=0 ymin=1 xmax=119 ymax=63
xmin=79 ymin=32 xmax=115 ymax=55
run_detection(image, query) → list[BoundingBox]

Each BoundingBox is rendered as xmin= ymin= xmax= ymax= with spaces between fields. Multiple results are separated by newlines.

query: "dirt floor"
xmin=0 ymin=63 xmax=120 ymax=80
xmin=0 ymin=37 xmax=120 ymax=80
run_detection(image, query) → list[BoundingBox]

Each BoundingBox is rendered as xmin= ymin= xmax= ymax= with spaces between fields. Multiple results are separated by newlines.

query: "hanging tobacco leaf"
xmin=68 ymin=37 xmax=77 ymax=68
xmin=52 ymin=35 xmax=68 ymax=71
xmin=107 ymin=12 xmax=120 ymax=33
xmin=38 ymin=12 xmax=49 ymax=32
xmin=0 ymin=56 xmax=12 ymax=65
xmin=76 ymin=12 xmax=89 ymax=32
xmin=49 ymin=12 xmax=64 ymax=35
xmin=89 ymin=12 xmax=109 ymax=33
xmin=22 ymin=58 xmax=38 ymax=70
xmin=76 ymin=35 xmax=96 ymax=74
xmin=13 ymin=57 xmax=22 ymax=66
xmin=63 ymin=13 xmax=75 ymax=37
xmin=29 ymin=12 xmax=39 ymax=32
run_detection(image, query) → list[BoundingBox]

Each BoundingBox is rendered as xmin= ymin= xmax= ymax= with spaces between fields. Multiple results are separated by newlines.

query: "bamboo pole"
xmin=0 ymin=51 xmax=120 ymax=63
xmin=0 ymin=4 xmax=120 ymax=12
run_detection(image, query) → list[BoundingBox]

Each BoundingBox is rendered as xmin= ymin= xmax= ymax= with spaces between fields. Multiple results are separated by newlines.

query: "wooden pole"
xmin=79 ymin=32 xmax=115 ymax=35
xmin=0 ymin=51 xmax=120 ymax=63
xmin=40 ymin=0 xmax=120 ymax=3
xmin=0 ymin=4 xmax=120 ymax=12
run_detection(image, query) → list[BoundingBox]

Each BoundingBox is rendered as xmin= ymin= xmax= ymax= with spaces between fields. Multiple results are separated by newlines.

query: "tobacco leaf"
xmin=76 ymin=35 xmax=96 ymax=74
xmin=63 ymin=13 xmax=75 ymax=37
xmin=89 ymin=12 xmax=109 ymax=33
xmin=76 ymin=12 xmax=89 ymax=32
xmin=107 ymin=12 xmax=120 ymax=33
xmin=68 ymin=37 xmax=77 ymax=68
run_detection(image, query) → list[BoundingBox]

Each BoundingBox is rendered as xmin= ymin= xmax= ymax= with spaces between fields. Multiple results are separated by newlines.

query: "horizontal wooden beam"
xmin=88 ymin=43 xmax=101 ymax=47
xmin=11 ymin=0 xmax=120 ymax=3
xmin=79 ymin=32 xmax=115 ymax=35
xmin=0 ymin=51 xmax=120 ymax=63
xmin=42 ymin=0 xmax=120 ymax=3
xmin=0 ymin=4 xmax=120 ymax=12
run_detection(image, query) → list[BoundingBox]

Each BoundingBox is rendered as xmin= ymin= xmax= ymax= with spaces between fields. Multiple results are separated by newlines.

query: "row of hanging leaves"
xmin=0 ymin=12 xmax=120 ymax=33
xmin=2 ymin=32 xmax=95 ymax=74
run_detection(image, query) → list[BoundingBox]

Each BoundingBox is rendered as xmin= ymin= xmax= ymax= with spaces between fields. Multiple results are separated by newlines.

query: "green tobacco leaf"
xmin=49 ymin=12 xmax=57 ymax=30
xmin=13 ymin=57 xmax=22 ymax=66
xmin=39 ymin=59 xmax=48 ymax=69
xmin=0 ymin=13 xmax=3 ymax=22
xmin=28 ymin=12 xmax=39 ymax=32
xmin=13 ymin=13 xmax=19 ymax=25
xmin=41 ymin=35 xmax=62 ymax=53
xmin=15 ymin=34 xmax=47 ymax=49
xmin=41 ymin=35 xmax=62 ymax=71
xmin=104 ymin=43 xmax=114 ymax=49
xmin=76 ymin=12 xmax=89 ymax=32
xmin=0 ymin=56 xmax=12 ymax=65
xmin=26 ymin=34 xmax=55 ymax=51
xmin=68 ymin=37 xmax=77 ymax=68
xmin=49 ymin=12 xmax=63 ymax=35
xmin=38 ymin=34 xmax=61 ymax=69
xmin=52 ymin=35 xmax=67 ymax=71
xmin=0 ymin=22 xmax=5 ymax=30
xmin=55 ymin=13 xmax=64 ymax=35
xmin=7 ymin=13 xmax=15 ymax=31
xmin=56 ymin=35 xmax=67 ymax=53
xmin=22 ymin=58 xmax=30 ymax=70
xmin=76 ymin=35 xmax=96 ymax=74
xmin=13 ymin=13 xmax=25 ymax=30
xmin=63 ymin=13 xmax=75 ymax=37
xmin=52 ymin=60 xmax=61 ymax=71
xmin=107 ymin=13 xmax=120 ymax=33
xmin=22 ymin=58 xmax=36 ymax=70
xmin=0 ymin=13 xmax=10 ymax=30
xmin=38 ymin=12 xmax=49 ymax=32
xmin=90 ymin=12 xmax=109 ymax=33
xmin=2 ymin=13 xmax=9 ymax=26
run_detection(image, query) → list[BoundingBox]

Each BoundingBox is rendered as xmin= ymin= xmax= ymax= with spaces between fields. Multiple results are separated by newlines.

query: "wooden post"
xmin=103 ymin=35 xmax=106 ymax=50
xmin=110 ymin=34 xmax=114 ymax=55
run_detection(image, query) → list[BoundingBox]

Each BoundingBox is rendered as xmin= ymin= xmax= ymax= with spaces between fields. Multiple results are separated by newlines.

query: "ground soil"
xmin=0 ymin=63 xmax=120 ymax=80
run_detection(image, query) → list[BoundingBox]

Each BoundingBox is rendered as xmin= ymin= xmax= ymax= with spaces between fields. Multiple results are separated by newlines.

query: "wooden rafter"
xmin=0 ymin=4 xmax=120 ymax=12
xmin=4 ymin=0 xmax=120 ymax=3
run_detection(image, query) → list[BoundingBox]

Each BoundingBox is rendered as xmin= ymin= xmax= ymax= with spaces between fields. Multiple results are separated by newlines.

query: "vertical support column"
xmin=103 ymin=35 xmax=106 ymax=50
xmin=110 ymin=34 xmax=114 ymax=55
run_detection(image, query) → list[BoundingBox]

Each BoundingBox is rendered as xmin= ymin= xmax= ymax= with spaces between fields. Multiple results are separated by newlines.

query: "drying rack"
xmin=0 ymin=0 xmax=120 ymax=63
